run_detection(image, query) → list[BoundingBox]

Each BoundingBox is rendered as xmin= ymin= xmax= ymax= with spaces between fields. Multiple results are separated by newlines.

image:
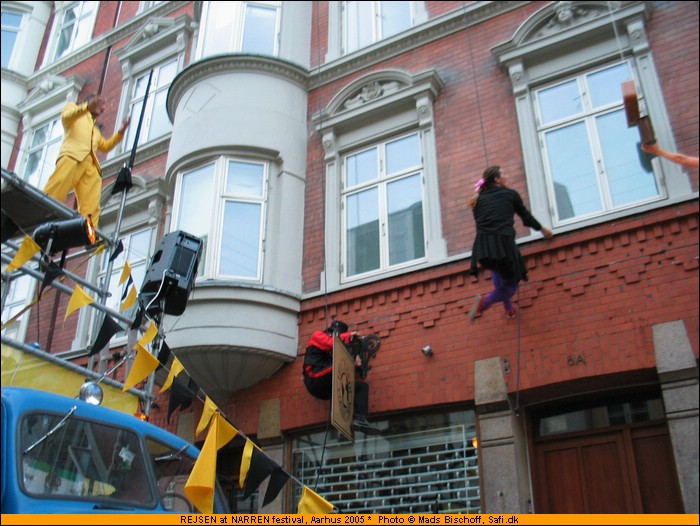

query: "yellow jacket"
xmin=58 ymin=101 xmax=124 ymax=176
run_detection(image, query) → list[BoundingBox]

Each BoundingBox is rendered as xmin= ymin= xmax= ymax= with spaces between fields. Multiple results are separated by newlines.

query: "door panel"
xmin=630 ymin=425 xmax=685 ymax=513
xmin=533 ymin=422 xmax=683 ymax=513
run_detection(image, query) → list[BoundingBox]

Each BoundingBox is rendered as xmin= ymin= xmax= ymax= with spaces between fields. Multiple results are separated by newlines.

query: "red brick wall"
xmin=224 ymin=202 xmax=698 ymax=435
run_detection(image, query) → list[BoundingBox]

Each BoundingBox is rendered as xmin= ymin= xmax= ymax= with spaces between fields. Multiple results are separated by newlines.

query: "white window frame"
xmin=22 ymin=116 xmax=63 ymax=191
xmin=492 ymin=2 xmax=692 ymax=234
xmin=137 ymin=1 xmax=164 ymax=14
xmin=44 ymin=1 xmax=97 ymax=64
xmin=172 ymin=156 xmax=269 ymax=282
xmin=195 ymin=1 xmax=281 ymax=59
xmin=16 ymin=77 xmax=84 ymax=193
xmin=121 ymin=58 xmax=177 ymax=153
xmin=314 ymin=69 xmax=445 ymax=289
xmin=535 ymin=61 xmax=664 ymax=226
xmin=341 ymin=132 xmax=427 ymax=280
xmin=115 ymin=15 xmax=192 ymax=155
xmin=342 ymin=0 xmax=416 ymax=55
xmin=1 ymin=7 xmax=23 ymax=69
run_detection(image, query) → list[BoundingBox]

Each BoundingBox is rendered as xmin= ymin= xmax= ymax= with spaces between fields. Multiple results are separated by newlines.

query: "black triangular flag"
xmin=263 ymin=468 xmax=289 ymax=507
xmin=167 ymin=376 xmax=198 ymax=423
xmin=109 ymin=240 xmax=124 ymax=263
xmin=121 ymin=275 xmax=134 ymax=300
xmin=112 ymin=165 xmax=133 ymax=195
xmin=90 ymin=314 xmax=122 ymax=356
xmin=243 ymin=447 xmax=278 ymax=499
xmin=130 ymin=303 xmax=143 ymax=330
xmin=39 ymin=261 xmax=64 ymax=296
xmin=157 ymin=340 xmax=171 ymax=370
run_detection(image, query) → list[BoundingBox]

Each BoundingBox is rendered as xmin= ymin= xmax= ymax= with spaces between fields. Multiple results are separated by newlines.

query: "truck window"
xmin=19 ymin=411 xmax=155 ymax=507
xmin=148 ymin=438 xmax=198 ymax=513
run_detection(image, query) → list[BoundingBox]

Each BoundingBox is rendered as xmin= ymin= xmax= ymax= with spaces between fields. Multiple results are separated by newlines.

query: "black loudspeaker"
xmin=139 ymin=230 xmax=203 ymax=316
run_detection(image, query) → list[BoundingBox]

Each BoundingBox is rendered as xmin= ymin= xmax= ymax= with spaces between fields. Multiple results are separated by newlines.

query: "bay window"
xmin=175 ymin=157 xmax=267 ymax=281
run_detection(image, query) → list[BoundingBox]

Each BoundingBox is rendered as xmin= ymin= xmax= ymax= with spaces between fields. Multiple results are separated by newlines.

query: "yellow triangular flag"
xmin=4 ymin=235 xmax=41 ymax=272
xmin=135 ymin=320 xmax=158 ymax=349
xmin=120 ymin=285 xmax=137 ymax=312
xmin=195 ymin=397 xmax=219 ymax=437
xmin=185 ymin=414 xmax=220 ymax=513
xmin=161 ymin=357 xmax=185 ymax=393
xmin=118 ymin=260 xmax=132 ymax=285
xmin=298 ymin=485 xmax=334 ymax=514
xmin=239 ymin=439 xmax=258 ymax=489
xmin=64 ymin=285 xmax=94 ymax=322
xmin=122 ymin=343 xmax=159 ymax=391
xmin=215 ymin=414 xmax=237 ymax=450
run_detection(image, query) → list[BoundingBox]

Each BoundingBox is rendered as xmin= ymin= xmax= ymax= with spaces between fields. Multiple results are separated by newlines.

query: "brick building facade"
xmin=2 ymin=0 xmax=697 ymax=514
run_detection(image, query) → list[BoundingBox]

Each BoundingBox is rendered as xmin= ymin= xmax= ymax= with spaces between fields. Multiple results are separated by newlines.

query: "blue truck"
xmin=1 ymin=386 xmax=229 ymax=513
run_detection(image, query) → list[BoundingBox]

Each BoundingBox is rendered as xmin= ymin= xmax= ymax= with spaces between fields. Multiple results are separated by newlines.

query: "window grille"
xmin=292 ymin=413 xmax=480 ymax=513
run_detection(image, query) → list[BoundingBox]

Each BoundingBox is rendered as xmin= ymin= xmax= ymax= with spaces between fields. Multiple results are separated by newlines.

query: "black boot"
xmin=352 ymin=381 xmax=381 ymax=435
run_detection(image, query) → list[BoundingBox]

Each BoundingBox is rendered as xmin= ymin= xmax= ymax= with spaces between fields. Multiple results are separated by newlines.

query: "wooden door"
xmin=532 ymin=422 xmax=683 ymax=513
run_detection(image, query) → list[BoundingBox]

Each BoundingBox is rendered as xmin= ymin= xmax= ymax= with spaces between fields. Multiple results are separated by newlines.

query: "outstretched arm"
xmin=642 ymin=143 xmax=699 ymax=168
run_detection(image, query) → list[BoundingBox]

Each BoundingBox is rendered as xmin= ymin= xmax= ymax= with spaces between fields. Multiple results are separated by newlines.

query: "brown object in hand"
xmin=637 ymin=116 xmax=657 ymax=145
xmin=621 ymin=80 xmax=639 ymax=127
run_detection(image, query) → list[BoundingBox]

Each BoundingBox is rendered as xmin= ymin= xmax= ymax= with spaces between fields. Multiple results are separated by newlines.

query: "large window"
xmin=23 ymin=117 xmax=63 ymax=191
xmin=175 ymin=157 xmax=267 ymax=281
xmin=50 ymin=1 xmax=96 ymax=61
xmin=1 ymin=9 xmax=22 ymax=68
xmin=291 ymin=409 xmax=480 ymax=513
xmin=343 ymin=1 xmax=414 ymax=54
xmin=537 ymin=62 xmax=661 ymax=224
xmin=197 ymin=1 xmax=280 ymax=58
xmin=492 ymin=2 xmax=692 ymax=233
xmin=343 ymin=133 xmax=426 ymax=278
xmin=123 ymin=59 xmax=177 ymax=152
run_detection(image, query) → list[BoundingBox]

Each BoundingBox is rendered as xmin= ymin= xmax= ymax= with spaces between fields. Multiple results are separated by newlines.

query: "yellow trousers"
xmin=43 ymin=155 xmax=102 ymax=226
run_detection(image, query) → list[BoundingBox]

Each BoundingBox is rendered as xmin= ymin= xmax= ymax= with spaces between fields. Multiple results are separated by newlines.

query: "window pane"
xmin=346 ymin=188 xmax=380 ymax=276
xmin=381 ymin=1 xmax=411 ymax=39
xmin=128 ymin=229 xmax=152 ymax=262
xmin=242 ymin=4 xmax=277 ymax=55
xmin=345 ymin=148 xmax=377 ymax=187
xmin=178 ymin=164 xmax=215 ymax=273
xmin=55 ymin=7 xmax=77 ymax=59
xmin=20 ymin=413 xmax=153 ymax=504
xmin=156 ymin=59 xmax=178 ymax=89
xmin=538 ymin=79 xmax=582 ymax=124
xmin=201 ymin=2 xmax=235 ymax=56
xmin=24 ymin=119 xmax=62 ymax=190
xmin=220 ymin=201 xmax=261 ymax=278
xmin=597 ymin=109 xmax=658 ymax=206
xmin=126 ymin=100 xmax=144 ymax=148
xmin=545 ymin=122 xmax=601 ymax=220
xmin=386 ymin=133 xmax=420 ymax=175
xmin=587 ymin=63 xmax=630 ymax=109
xmin=346 ymin=1 xmax=374 ymax=52
xmin=148 ymin=90 xmax=171 ymax=140
xmin=226 ymin=161 xmax=264 ymax=196
xmin=1 ymin=11 xmax=22 ymax=68
xmin=387 ymin=174 xmax=424 ymax=265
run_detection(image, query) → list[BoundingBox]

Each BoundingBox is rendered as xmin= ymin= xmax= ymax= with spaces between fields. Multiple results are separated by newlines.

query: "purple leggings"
xmin=482 ymin=271 xmax=519 ymax=311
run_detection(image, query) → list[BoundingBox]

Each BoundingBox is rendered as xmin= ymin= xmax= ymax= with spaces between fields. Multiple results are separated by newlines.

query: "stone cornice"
xmin=309 ymin=1 xmax=530 ymax=89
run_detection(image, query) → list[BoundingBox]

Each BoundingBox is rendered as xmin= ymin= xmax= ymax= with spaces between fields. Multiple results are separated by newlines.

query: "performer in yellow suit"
xmin=43 ymin=94 xmax=130 ymax=227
